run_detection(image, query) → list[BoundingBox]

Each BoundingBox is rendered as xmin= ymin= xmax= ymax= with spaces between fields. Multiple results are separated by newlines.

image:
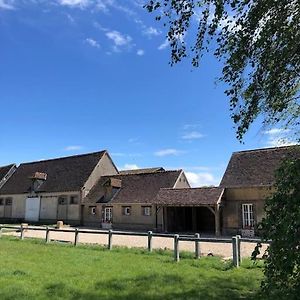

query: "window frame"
xmin=142 ymin=206 xmax=151 ymax=216
xmin=90 ymin=206 xmax=97 ymax=215
xmin=104 ymin=207 xmax=113 ymax=222
xmin=5 ymin=197 xmax=12 ymax=206
xmin=58 ymin=196 xmax=68 ymax=205
xmin=122 ymin=206 xmax=131 ymax=216
xmin=0 ymin=198 xmax=3 ymax=206
xmin=242 ymin=203 xmax=254 ymax=229
xmin=69 ymin=195 xmax=79 ymax=205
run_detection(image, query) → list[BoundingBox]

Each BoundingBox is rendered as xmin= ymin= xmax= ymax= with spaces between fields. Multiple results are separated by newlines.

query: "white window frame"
xmin=242 ymin=203 xmax=254 ymax=229
xmin=123 ymin=206 xmax=131 ymax=216
xmin=104 ymin=207 xmax=113 ymax=222
xmin=143 ymin=206 xmax=151 ymax=216
xmin=90 ymin=206 xmax=96 ymax=215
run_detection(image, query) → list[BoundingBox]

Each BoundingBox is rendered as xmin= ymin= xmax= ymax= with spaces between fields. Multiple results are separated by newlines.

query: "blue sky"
xmin=0 ymin=0 xmax=294 ymax=187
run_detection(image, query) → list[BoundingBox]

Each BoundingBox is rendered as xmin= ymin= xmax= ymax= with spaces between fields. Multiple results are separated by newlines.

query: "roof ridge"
xmin=160 ymin=186 xmax=220 ymax=191
xmin=116 ymin=169 xmax=182 ymax=176
xmin=19 ymin=150 xmax=107 ymax=166
xmin=233 ymin=145 xmax=299 ymax=155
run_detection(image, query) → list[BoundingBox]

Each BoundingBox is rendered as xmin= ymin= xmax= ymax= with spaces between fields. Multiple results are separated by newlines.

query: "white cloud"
xmin=0 ymin=0 xmax=14 ymax=10
xmin=105 ymin=30 xmax=133 ymax=52
xmin=143 ymin=26 xmax=162 ymax=38
xmin=58 ymin=0 xmax=90 ymax=8
xmin=154 ymin=149 xmax=184 ymax=157
xmin=136 ymin=49 xmax=144 ymax=56
xmin=158 ymin=39 xmax=169 ymax=50
xmin=185 ymin=172 xmax=220 ymax=187
xmin=182 ymin=131 xmax=204 ymax=140
xmin=64 ymin=145 xmax=83 ymax=151
xmin=85 ymin=38 xmax=100 ymax=49
xmin=263 ymin=128 xmax=297 ymax=147
xmin=106 ymin=30 xmax=132 ymax=46
xmin=123 ymin=164 xmax=139 ymax=170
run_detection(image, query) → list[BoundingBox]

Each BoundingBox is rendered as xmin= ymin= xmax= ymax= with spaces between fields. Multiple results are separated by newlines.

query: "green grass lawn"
xmin=0 ymin=237 xmax=265 ymax=300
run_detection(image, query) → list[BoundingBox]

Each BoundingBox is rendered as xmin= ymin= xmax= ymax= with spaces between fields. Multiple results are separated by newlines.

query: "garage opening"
xmin=166 ymin=206 xmax=216 ymax=234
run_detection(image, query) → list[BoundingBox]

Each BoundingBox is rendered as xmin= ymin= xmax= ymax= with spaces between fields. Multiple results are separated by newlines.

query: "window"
xmin=58 ymin=196 xmax=67 ymax=205
xmin=5 ymin=198 xmax=12 ymax=206
xmin=122 ymin=206 xmax=131 ymax=216
xmin=242 ymin=204 xmax=254 ymax=228
xmin=104 ymin=207 xmax=113 ymax=222
xmin=142 ymin=206 xmax=151 ymax=216
xmin=90 ymin=206 xmax=96 ymax=215
xmin=0 ymin=198 xmax=3 ymax=206
xmin=69 ymin=195 xmax=79 ymax=205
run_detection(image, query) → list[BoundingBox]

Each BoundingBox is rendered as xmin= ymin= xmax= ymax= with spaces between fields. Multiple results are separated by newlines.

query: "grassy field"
xmin=0 ymin=237 xmax=265 ymax=300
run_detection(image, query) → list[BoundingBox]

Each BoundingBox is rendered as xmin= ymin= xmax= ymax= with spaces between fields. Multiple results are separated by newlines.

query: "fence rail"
xmin=0 ymin=224 xmax=269 ymax=266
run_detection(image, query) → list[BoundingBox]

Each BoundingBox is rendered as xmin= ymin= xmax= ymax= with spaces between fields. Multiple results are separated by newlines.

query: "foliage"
xmin=145 ymin=0 xmax=300 ymax=140
xmin=252 ymin=156 xmax=300 ymax=299
xmin=0 ymin=236 xmax=264 ymax=299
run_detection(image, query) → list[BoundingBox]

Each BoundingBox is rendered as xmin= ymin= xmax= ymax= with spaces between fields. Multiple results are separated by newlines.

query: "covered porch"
xmin=154 ymin=187 xmax=224 ymax=236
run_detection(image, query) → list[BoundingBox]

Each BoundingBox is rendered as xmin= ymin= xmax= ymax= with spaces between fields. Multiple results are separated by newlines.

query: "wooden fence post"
xmin=108 ymin=230 xmax=113 ymax=250
xmin=20 ymin=224 xmax=24 ymax=240
xmin=174 ymin=234 xmax=180 ymax=262
xmin=195 ymin=233 xmax=200 ymax=259
xmin=148 ymin=231 xmax=153 ymax=252
xmin=45 ymin=227 xmax=50 ymax=243
xmin=232 ymin=236 xmax=240 ymax=267
xmin=236 ymin=235 xmax=241 ymax=265
xmin=74 ymin=228 xmax=79 ymax=246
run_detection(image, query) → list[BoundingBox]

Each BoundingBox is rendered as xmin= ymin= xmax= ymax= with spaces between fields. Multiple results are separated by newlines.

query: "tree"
xmin=145 ymin=0 xmax=300 ymax=141
xmin=146 ymin=1 xmax=300 ymax=298
xmin=252 ymin=157 xmax=300 ymax=299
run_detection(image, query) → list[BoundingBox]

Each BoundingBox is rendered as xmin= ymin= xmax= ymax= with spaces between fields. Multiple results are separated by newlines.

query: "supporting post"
xmin=215 ymin=205 xmax=221 ymax=237
xmin=232 ymin=236 xmax=240 ymax=267
xmin=0 ymin=226 xmax=2 ymax=238
xmin=45 ymin=226 xmax=50 ymax=243
xmin=108 ymin=229 xmax=113 ymax=250
xmin=20 ymin=224 xmax=24 ymax=240
xmin=148 ymin=231 xmax=153 ymax=252
xmin=74 ymin=228 xmax=79 ymax=246
xmin=236 ymin=235 xmax=241 ymax=265
xmin=195 ymin=233 xmax=200 ymax=259
xmin=174 ymin=234 xmax=180 ymax=262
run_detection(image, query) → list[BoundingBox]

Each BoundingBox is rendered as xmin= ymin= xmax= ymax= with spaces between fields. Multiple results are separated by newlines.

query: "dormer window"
xmin=29 ymin=172 xmax=47 ymax=192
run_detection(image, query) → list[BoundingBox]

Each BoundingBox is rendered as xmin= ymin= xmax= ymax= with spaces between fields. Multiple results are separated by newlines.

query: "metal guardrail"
xmin=0 ymin=224 xmax=269 ymax=266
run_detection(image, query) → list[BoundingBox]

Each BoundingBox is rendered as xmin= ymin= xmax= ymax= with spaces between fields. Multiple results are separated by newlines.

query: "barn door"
xmin=25 ymin=197 xmax=41 ymax=222
xmin=57 ymin=196 xmax=68 ymax=221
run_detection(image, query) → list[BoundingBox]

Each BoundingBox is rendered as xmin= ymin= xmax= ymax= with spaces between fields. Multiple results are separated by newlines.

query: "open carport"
xmin=154 ymin=187 xmax=224 ymax=236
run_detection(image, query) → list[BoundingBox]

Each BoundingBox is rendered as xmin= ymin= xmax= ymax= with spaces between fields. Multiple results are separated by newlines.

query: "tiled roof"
xmin=86 ymin=170 xmax=182 ymax=204
xmin=0 ymin=151 xmax=106 ymax=194
xmin=153 ymin=187 xmax=224 ymax=206
xmin=220 ymin=145 xmax=300 ymax=187
xmin=0 ymin=164 xmax=16 ymax=188
xmin=0 ymin=164 xmax=15 ymax=182
xmin=119 ymin=167 xmax=164 ymax=175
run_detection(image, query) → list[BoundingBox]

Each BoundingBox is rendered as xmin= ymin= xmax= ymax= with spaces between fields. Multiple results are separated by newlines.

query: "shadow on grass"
xmin=38 ymin=273 xmax=265 ymax=300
